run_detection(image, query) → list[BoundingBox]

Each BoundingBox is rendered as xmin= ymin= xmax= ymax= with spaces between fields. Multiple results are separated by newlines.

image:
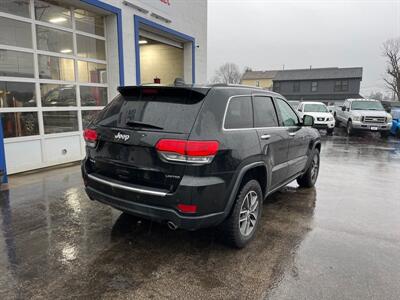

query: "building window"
xmin=38 ymin=55 xmax=75 ymax=81
xmin=0 ymin=50 xmax=34 ymax=78
xmin=335 ymin=80 xmax=349 ymax=92
xmin=34 ymin=0 xmax=72 ymax=28
xmin=1 ymin=112 xmax=39 ymax=138
xmin=74 ymin=8 xmax=105 ymax=37
xmin=80 ymin=86 xmax=108 ymax=106
xmin=36 ymin=25 xmax=74 ymax=54
xmin=43 ymin=111 xmax=78 ymax=134
xmin=0 ymin=0 xmax=31 ymax=18
xmin=273 ymin=82 xmax=280 ymax=93
xmin=0 ymin=17 xmax=33 ymax=49
xmin=311 ymin=81 xmax=318 ymax=92
xmin=76 ymin=34 xmax=106 ymax=60
xmin=293 ymin=81 xmax=300 ymax=92
xmin=342 ymin=80 xmax=349 ymax=91
xmin=77 ymin=61 xmax=107 ymax=83
xmin=0 ymin=82 xmax=36 ymax=108
xmin=40 ymin=84 xmax=76 ymax=107
xmin=0 ymin=0 xmax=108 ymax=139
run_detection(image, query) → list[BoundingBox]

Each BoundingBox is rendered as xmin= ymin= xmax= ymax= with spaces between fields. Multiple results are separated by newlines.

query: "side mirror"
xmin=302 ymin=115 xmax=314 ymax=127
xmin=385 ymin=107 xmax=391 ymax=113
xmin=341 ymin=106 xmax=346 ymax=111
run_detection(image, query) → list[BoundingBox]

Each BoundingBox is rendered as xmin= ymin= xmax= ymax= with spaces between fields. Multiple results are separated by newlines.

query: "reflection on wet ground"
xmin=0 ymin=130 xmax=399 ymax=299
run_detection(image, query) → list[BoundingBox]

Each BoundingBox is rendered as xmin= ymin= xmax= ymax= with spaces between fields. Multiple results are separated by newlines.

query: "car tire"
xmin=221 ymin=179 xmax=262 ymax=248
xmin=297 ymin=149 xmax=320 ymax=188
xmin=346 ymin=120 xmax=353 ymax=136
xmin=327 ymin=128 xmax=334 ymax=135
xmin=396 ymin=129 xmax=400 ymax=138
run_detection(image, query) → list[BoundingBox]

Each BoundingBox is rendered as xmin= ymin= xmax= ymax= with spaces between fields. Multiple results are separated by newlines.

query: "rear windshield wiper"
xmin=126 ymin=121 xmax=164 ymax=130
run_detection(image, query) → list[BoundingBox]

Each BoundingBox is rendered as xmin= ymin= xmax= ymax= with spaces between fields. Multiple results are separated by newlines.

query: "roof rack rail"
xmin=210 ymin=83 xmax=264 ymax=89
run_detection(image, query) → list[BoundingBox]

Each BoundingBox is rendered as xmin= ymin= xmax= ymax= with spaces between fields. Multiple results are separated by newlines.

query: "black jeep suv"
xmin=82 ymin=85 xmax=320 ymax=248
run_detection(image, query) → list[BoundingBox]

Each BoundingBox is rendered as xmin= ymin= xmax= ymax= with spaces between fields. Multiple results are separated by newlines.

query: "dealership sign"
xmin=160 ymin=0 xmax=171 ymax=5
xmin=138 ymin=0 xmax=172 ymax=14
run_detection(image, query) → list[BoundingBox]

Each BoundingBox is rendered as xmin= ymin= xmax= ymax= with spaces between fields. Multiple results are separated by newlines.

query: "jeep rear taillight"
xmin=155 ymin=139 xmax=219 ymax=164
xmin=83 ymin=129 xmax=98 ymax=148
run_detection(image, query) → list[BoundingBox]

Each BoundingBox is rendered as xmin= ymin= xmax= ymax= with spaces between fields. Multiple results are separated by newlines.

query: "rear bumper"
xmin=81 ymin=160 xmax=229 ymax=230
xmin=85 ymin=186 xmax=225 ymax=230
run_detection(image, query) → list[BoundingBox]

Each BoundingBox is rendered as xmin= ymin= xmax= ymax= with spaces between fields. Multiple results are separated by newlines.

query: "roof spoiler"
xmin=117 ymin=85 xmax=210 ymax=96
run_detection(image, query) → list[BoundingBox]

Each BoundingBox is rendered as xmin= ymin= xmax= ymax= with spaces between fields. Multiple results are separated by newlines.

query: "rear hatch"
xmin=86 ymin=86 xmax=209 ymax=193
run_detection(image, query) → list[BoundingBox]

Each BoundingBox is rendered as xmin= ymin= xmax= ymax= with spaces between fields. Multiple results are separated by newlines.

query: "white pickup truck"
xmin=335 ymin=99 xmax=392 ymax=137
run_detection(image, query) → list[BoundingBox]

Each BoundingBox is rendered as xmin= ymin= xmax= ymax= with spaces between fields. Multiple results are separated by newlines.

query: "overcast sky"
xmin=207 ymin=0 xmax=400 ymax=96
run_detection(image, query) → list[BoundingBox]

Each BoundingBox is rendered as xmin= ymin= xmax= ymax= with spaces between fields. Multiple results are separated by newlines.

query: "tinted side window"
xmin=224 ymin=96 xmax=253 ymax=129
xmin=253 ymin=96 xmax=278 ymax=127
xmin=275 ymin=98 xmax=299 ymax=127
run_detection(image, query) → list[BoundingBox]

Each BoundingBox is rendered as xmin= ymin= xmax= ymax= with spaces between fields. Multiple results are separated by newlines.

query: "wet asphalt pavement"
xmin=1 ymin=130 xmax=400 ymax=299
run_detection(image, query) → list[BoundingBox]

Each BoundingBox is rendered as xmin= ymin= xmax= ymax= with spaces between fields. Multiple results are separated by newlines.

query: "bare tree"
xmin=383 ymin=93 xmax=392 ymax=101
xmin=382 ymin=38 xmax=400 ymax=101
xmin=212 ymin=63 xmax=242 ymax=84
xmin=243 ymin=66 xmax=253 ymax=73
xmin=368 ymin=91 xmax=383 ymax=101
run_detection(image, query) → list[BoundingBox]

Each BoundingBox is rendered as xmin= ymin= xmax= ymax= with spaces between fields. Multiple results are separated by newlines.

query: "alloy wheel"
xmin=239 ymin=190 xmax=259 ymax=237
xmin=310 ymin=153 xmax=319 ymax=182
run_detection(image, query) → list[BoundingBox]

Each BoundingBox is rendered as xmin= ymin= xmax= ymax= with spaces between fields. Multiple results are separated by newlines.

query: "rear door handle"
xmin=260 ymin=134 xmax=271 ymax=140
xmin=289 ymin=132 xmax=296 ymax=137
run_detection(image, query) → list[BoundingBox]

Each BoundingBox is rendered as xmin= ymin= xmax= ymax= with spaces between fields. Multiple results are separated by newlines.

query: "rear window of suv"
xmin=94 ymin=88 xmax=206 ymax=133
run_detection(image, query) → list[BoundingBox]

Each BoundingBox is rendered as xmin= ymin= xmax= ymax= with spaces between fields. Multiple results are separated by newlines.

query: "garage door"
xmin=139 ymin=30 xmax=184 ymax=85
xmin=0 ymin=0 xmax=110 ymax=174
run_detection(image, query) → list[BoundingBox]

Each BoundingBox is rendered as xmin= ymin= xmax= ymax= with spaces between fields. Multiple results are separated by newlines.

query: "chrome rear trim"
xmin=88 ymin=174 xmax=167 ymax=196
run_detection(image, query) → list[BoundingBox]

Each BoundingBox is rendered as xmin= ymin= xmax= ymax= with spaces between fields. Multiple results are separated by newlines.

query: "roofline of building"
xmin=242 ymin=67 xmax=363 ymax=81
xmin=273 ymin=76 xmax=363 ymax=82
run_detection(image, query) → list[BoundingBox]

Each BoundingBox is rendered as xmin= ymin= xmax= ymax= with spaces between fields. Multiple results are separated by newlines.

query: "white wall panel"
xmin=5 ymin=140 xmax=42 ymax=174
xmin=43 ymin=135 xmax=82 ymax=164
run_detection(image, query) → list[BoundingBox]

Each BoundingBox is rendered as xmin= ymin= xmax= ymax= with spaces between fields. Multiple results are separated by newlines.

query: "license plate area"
xmin=370 ymin=126 xmax=378 ymax=131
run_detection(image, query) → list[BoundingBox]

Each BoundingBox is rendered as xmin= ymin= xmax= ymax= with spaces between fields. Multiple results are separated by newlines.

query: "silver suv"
xmin=335 ymin=99 xmax=392 ymax=137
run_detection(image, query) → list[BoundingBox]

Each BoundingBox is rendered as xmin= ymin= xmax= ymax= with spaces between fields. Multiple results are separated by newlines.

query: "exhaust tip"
xmin=167 ymin=221 xmax=178 ymax=230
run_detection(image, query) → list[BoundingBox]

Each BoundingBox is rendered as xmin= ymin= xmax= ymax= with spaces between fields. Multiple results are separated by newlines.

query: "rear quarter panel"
xmin=187 ymin=88 xmax=263 ymax=213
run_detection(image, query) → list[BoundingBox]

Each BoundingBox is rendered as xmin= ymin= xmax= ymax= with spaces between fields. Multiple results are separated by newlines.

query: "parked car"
xmin=335 ymin=98 xmax=392 ymax=137
xmin=82 ymin=84 xmax=321 ymax=248
xmin=297 ymin=101 xmax=335 ymax=135
xmin=390 ymin=107 xmax=400 ymax=137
